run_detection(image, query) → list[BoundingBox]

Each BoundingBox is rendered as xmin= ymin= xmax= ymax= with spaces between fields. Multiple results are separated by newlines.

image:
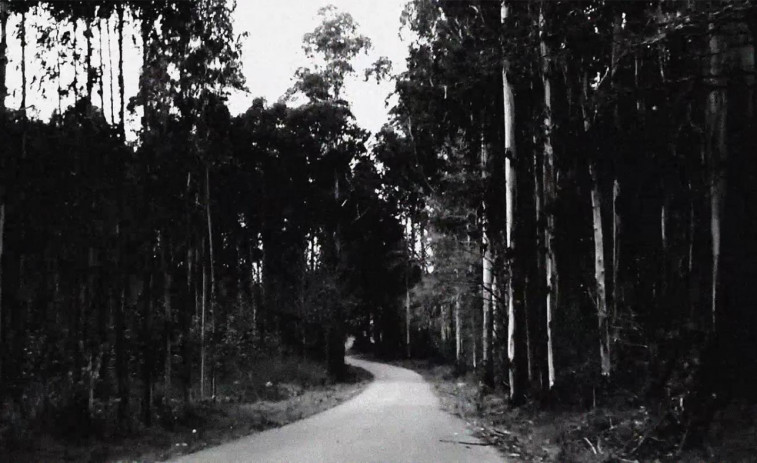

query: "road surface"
xmin=170 ymin=356 xmax=505 ymax=463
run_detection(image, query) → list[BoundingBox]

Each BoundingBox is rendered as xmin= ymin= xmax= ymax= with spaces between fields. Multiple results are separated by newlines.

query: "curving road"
xmin=170 ymin=356 xmax=505 ymax=463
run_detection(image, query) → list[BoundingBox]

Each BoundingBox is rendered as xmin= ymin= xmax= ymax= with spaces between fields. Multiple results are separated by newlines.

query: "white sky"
xmin=4 ymin=1 xmax=409 ymax=137
xmin=232 ymin=0 xmax=409 ymax=133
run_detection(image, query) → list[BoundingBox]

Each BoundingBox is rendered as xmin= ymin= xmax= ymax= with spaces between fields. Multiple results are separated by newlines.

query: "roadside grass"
xmin=0 ymin=358 xmax=372 ymax=463
xmin=397 ymin=359 xmax=757 ymax=463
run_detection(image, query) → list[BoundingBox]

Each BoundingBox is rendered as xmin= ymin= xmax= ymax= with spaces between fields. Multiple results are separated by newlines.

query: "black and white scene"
xmin=1 ymin=0 xmax=756 ymax=461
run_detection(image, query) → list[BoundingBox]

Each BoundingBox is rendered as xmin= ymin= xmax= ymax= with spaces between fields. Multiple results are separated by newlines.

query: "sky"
xmin=231 ymin=0 xmax=410 ymax=134
xmin=3 ymin=0 xmax=410 ymax=137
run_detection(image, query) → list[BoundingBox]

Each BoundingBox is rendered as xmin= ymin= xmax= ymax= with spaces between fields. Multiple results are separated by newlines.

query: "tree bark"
xmin=200 ymin=239 xmax=207 ymax=399
xmin=141 ymin=267 xmax=153 ymax=426
xmin=706 ymin=24 xmax=727 ymax=331
xmin=115 ymin=272 xmax=130 ymax=425
xmin=540 ymin=5 xmax=558 ymax=390
xmin=183 ymin=244 xmax=193 ymax=404
xmin=161 ymin=236 xmax=173 ymax=401
xmin=590 ymin=164 xmax=611 ymax=377
xmin=455 ymin=288 xmax=462 ymax=367
xmin=612 ymin=179 xmax=620 ymax=324
xmin=406 ymin=217 xmax=413 ymax=358
xmin=107 ymin=14 xmax=115 ymax=124
xmin=204 ymin=165 xmax=215 ymax=396
xmin=0 ymin=202 xmax=4 ymax=384
xmin=481 ymin=135 xmax=494 ymax=384
xmin=502 ymin=0 xmax=524 ymax=404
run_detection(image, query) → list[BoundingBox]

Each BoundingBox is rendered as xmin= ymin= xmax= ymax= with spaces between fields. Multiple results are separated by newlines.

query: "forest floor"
xmin=396 ymin=359 xmax=757 ymax=463
xmin=0 ymin=358 xmax=372 ymax=463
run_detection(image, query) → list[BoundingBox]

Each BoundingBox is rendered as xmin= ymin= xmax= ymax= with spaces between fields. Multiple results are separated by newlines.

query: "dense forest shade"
xmin=0 ymin=1 xmax=405 ymax=436
xmin=1 ymin=0 xmax=757 ymax=455
xmin=380 ymin=0 xmax=756 ymax=444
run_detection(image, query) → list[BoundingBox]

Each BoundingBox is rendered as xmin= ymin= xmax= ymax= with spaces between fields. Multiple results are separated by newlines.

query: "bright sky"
xmin=232 ymin=0 xmax=409 ymax=133
xmin=3 ymin=1 xmax=409 ymax=137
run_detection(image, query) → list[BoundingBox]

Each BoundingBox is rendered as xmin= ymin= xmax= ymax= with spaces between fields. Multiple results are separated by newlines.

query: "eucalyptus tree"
xmin=286 ymin=4 xmax=382 ymax=376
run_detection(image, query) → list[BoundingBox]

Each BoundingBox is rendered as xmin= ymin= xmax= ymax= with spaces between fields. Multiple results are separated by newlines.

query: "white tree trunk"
xmin=502 ymin=0 xmax=520 ymax=400
xmin=540 ymin=7 xmax=558 ymax=390
xmin=590 ymin=165 xmax=611 ymax=377
xmin=482 ymin=136 xmax=493 ymax=371
xmin=492 ymin=273 xmax=499 ymax=351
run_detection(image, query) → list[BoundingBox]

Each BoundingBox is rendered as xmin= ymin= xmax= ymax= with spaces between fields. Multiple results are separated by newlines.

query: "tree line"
xmin=379 ymin=0 xmax=756 ymax=439
xmin=0 ymin=1 xmax=408 ymax=437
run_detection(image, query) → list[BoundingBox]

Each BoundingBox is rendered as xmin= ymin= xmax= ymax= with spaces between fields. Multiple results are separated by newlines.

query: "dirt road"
xmin=169 ymin=356 xmax=504 ymax=463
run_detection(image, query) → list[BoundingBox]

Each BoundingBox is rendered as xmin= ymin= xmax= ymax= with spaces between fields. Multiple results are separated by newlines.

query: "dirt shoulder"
xmin=1 ymin=363 xmax=373 ymax=463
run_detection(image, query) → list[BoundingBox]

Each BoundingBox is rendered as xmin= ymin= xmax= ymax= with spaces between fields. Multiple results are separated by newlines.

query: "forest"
xmin=1 ymin=0 xmax=756 ymax=461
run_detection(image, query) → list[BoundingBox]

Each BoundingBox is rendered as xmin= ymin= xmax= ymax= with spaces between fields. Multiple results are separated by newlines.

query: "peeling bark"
xmin=502 ymin=0 xmax=524 ymax=403
xmin=539 ymin=4 xmax=558 ymax=390
xmin=590 ymin=164 xmax=611 ymax=377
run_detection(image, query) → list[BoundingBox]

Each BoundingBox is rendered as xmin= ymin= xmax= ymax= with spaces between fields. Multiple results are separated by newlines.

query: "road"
xmin=169 ymin=356 xmax=505 ymax=463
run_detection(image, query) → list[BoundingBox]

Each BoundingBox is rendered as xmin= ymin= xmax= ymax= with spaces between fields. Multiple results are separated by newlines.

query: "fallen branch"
xmin=439 ymin=439 xmax=493 ymax=446
xmin=584 ymin=437 xmax=598 ymax=455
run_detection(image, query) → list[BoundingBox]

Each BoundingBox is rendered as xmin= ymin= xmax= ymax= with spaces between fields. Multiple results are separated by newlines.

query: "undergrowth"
xmin=401 ymin=359 xmax=757 ymax=463
xmin=0 ymin=357 xmax=372 ymax=463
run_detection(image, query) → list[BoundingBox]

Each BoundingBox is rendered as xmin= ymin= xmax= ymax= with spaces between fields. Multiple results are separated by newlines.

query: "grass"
xmin=0 ymin=358 xmax=373 ymax=463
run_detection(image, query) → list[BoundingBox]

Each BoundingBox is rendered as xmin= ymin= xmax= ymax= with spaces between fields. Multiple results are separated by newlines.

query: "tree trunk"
xmin=0 ymin=202 xmax=4 ymax=383
xmin=115 ymin=272 xmax=130 ymax=425
xmin=249 ymin=245 xmax=258 ymax=342
xmin=200 ymin=240 xmax=207 ymax=399
xmin=326 ymin=172 xmax=345 ymax=378
xmin=107 ymin=14 xmax=115 ymax=124
xmin=481 ymin=136 xmax=494 ymax=384
xmin=141 ymin=266 xmax=153 ymax=426
xmin=612 ymin=179 xmax=620 ymax=324
xmin=161 ymin=237 xmax=173 ymax=402
xmin=455 ymin=289 xmax=462 ymax=367
xmin=405 ymin=273 xmax=411 ymax=358
xmin=590 ymin=164 xmax=611 ymax=377
xmin=706 ymin=25 xmax=727 ymax=331
xmin=183 ymin=245 xmax=193 ymax=404
xmin=86 ymin=247 xmax=98 ymax=415
xmin=540 ymin=6 xmax=557 ymax=389
xmin=502 ymin=0 xmax=524 ymax=404
xmin=406 ymin=217 xmax=413 ymax=358
xmin=204 ymin=165 xmax=216 ymax=397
